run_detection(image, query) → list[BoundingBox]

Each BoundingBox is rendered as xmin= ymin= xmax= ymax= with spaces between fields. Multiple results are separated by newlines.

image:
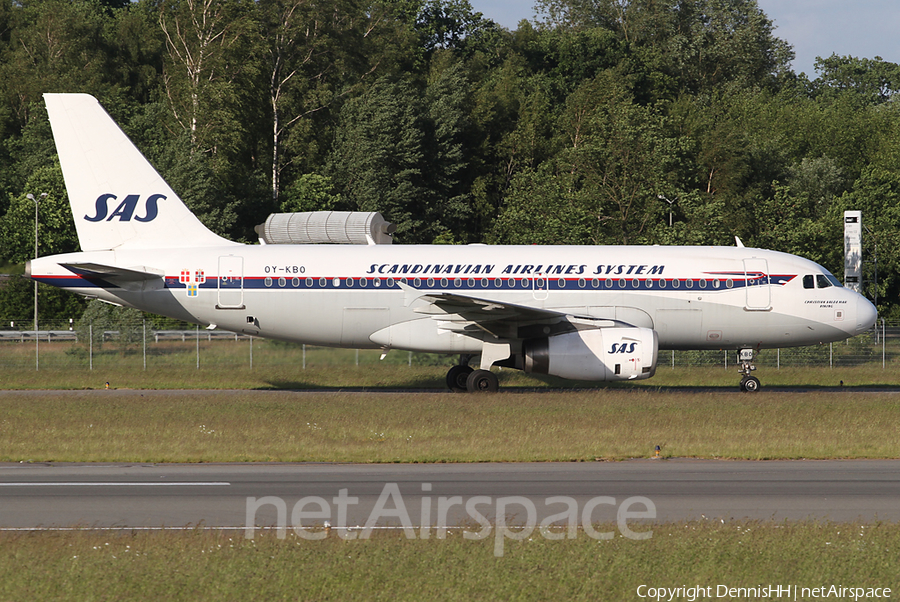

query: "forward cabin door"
xmin=743 ymin=258 xmax=771 ymax=310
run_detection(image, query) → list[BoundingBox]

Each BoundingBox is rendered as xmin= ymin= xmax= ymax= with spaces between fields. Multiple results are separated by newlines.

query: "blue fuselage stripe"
xmin=38 ymin=274 xmax=797 ymax=292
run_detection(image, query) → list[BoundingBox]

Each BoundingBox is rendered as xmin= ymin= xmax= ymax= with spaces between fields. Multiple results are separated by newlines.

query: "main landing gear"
xmin=446 ymin=356 xmax=499 ymax=393
xmin=737 ymin=348 xmax=761 ymax=392
xmin=446 ymin=361 xmax=472 ymax=392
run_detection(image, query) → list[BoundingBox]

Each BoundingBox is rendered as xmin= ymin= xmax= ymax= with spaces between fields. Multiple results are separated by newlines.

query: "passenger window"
xmin=816 ymin=274 xmax=832 ymax=289
xmin=803 ymin=275 xmax=814 ymax=289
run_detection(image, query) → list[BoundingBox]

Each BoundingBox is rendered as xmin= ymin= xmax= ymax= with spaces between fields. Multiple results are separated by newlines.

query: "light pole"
xmin=657 ymin=194 xmax=676 ymax=227
xmin=26 ymin=192 xmax=47 ymax=371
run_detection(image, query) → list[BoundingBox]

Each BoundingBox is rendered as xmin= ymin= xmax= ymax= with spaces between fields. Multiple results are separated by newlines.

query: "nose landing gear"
xmin=738 ymin=348 xmax=761 ymax=392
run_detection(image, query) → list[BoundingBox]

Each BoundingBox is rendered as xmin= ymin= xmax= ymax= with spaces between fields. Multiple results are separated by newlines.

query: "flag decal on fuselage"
xmin=179 ymin=268 xmax=206 ymax=297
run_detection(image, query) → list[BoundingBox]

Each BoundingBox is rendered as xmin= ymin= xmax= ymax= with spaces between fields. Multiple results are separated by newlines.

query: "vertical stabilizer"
xmin=43 ymin=93 xmax=234 ymax=251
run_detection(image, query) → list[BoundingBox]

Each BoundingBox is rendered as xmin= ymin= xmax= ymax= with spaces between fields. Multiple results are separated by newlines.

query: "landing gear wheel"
xmin=741 ymin=376 xmax=761 ymax=393
xmin=737 ymin=348 xmax=760 ymax=393
xmin=466 ymin=369 xmax=499 ymax=393
xmin=446 ymin=365 xmax=474 ymax=392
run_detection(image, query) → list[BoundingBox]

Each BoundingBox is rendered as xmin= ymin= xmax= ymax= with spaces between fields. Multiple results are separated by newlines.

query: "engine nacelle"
xmin=523 ymin=327 xmax=658 ymax=381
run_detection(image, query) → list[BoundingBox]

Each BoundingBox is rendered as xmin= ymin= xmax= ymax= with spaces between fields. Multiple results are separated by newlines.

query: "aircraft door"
xmin=217 ymin=255 xmax=244 ymax=309
xmin=743 ymin=258 xmax=771 ymax=310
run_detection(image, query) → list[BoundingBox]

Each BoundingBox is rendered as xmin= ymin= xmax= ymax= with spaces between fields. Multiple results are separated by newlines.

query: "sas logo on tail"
xmin=610 ymin=342 xmax=637 ymax=354
xmin=85 ymin=193 xmax=165 ymax=222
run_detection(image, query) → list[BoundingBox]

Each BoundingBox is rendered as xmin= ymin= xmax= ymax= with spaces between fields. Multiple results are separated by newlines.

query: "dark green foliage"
xmin=814 ymin=54 xmax=900 ymax=104
xmin=0 ymin=0 xmax=896 ymax=321
xmin=328 ymin=66 xmax=475 ymax=243
xmin=76 ymin=299 xmax=144 ymax=350
xmin=0 ymin=276 xmax=86 ymax=322
xmin=0 ymin=164 xmax=77 ymax=263
xmin=280 ymin=174 xmax=342 ymax=213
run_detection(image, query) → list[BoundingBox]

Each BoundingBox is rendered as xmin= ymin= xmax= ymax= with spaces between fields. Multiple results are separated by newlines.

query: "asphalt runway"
xmin=1 ymin=460 xmax=898 ymax=530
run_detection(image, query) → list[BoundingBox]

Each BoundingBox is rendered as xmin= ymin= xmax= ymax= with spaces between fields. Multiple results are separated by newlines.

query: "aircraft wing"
xmin=401 ymin=284 xmax=617 ymax=338
xmin=412 ymin=290 xmax=564 ymax=322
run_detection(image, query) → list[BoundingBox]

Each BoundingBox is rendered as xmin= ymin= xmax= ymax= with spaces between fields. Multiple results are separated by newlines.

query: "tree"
xmin=750 ymin=156 xmax=845 ymax=265
xmin=158 ymin=0 xmax=257 ymax=156
xmin=556 ymin=71 xmax=681 ymax=243
xmin=329 ymin=66 xmax=476 ymax=243
xmin=258 ymin=0 xmax=362 ymax=204
xmin=279 ymin=173 xmax=341 ymax=213
xmin=416 ymin=0 xmax=497 ymax=54
xmin=663 ymin=0 xmax=794 ymax=93
xmin=493 ymin=165 xmax=591 ymax=244
xmin=76 ymin=299 xmax=144 ymax=351
xmin=423 ymin=53 xmax=475 ymax=241
xmin=106 ymin=0 xmax=166 ymax=105
xmin=814 ymin=55 xmax=900 ymax=104
xmin=0 ymin=164 xmax=75 ymax=264
xmin=495 ymin=70 xmax=684 ymax=245
xmin=151 ymin=132 xmax=241 ymax=238
xmin=329 ymin=77 xmax=427 ymax=240
xmin=0 ymin=0 xmax=112 ymax=124
xmin=0 ymin=276 xmax=86 ymax=322
xmin=534 ymin=0 xmax=793 ymax=95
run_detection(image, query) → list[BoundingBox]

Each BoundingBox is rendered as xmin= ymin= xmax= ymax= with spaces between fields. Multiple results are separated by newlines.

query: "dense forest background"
xmin=1 ymin=0 xmax=898 ymax=320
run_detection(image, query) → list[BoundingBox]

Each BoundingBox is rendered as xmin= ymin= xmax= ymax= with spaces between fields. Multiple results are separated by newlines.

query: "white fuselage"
xmin=31 ymin=243 xmax=876 ymax=354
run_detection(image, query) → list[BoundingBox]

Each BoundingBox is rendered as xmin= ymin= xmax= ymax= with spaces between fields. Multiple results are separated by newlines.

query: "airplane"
xmin=27 ymin=93 xmax=878 ymax=392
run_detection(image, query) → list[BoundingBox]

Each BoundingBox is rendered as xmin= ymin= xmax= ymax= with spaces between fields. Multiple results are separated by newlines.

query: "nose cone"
xmin=856 ymin=295 xmax=878 ymax=333
xmin=24 ymin=260 xmax=32 ymax=278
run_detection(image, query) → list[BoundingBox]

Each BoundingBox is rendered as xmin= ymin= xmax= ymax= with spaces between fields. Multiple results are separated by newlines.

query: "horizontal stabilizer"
xmin=61 ymin=262 xmax=164 ymax=282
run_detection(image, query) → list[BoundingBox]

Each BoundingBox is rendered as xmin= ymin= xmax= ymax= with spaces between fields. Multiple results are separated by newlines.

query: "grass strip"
xmin=0 ymin=339 xmax=898 ymax=390
xmin=0 ymin=522 xmax=896 ymax=601
xmin=1 ymin=363 xmax=896 ymax=391
xmin=2 ymin=390 xmax=899 ymax=462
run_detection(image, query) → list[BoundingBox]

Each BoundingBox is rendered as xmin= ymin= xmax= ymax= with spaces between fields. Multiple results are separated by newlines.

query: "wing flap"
xmin=399 ymin=282 xmax=638 ymax=340
xmin=413 ymin=290 xmax=567 ymax=324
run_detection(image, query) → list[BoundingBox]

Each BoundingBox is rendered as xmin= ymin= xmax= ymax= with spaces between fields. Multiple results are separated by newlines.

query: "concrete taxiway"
xmin=0 ymin=460 xmax=898 ymax=530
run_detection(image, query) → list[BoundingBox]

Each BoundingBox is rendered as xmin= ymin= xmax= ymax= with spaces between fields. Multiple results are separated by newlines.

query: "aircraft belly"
xmin=369 ymin=318 xmax=483 ymax=353
xmin=242 ymin=290 xmax=350 ymax=346
xmin=341 ymin=307 xmax=390 ymax=347
xmin=654 ymin=308 xmax=703 ymax=349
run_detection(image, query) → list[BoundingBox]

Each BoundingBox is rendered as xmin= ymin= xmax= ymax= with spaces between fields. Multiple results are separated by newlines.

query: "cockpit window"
xmin=803 ymin=273 xmax=843 ymax=289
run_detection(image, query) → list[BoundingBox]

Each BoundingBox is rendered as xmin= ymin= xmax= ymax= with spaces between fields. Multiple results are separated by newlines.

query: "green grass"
xmin=0 ymin=337 xmax=899 ymax=390
xmin=2 ymin=342 xmax=897 ymax=598
xmin=0 ymin=523 xmax=896 ymax=601
xmin=2 ymin=389 xmax=900 ymax=462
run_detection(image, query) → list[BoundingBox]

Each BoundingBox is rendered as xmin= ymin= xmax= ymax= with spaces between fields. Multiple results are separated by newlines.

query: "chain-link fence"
xmin=0 ymin=317 xmax=897 ymax=372
xmin=666 ymin=321 xmax=897 ymax=370
xmin=0 ymin=317 xmax=430 ymax=371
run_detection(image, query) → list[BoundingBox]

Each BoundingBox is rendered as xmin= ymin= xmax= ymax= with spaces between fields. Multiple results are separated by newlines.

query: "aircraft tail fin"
xmin=43 ymin=93 xmax=233 ymax=251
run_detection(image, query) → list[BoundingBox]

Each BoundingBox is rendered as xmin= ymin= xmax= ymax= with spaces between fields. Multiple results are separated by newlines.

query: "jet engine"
xmin=523 ymin=327 xmax=658 ymax=381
